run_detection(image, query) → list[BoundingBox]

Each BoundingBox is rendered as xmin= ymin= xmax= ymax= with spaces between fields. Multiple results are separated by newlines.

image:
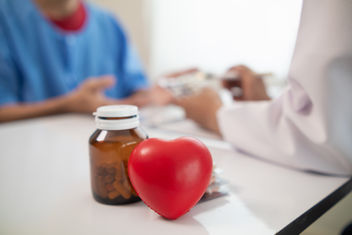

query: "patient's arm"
xmin=0 ymin=95 xmax=75 ymax=123
xmin=0 ymin=76 xmax=118 ymax=122
xmin=0 ymin=76 xmax=176 ymax=123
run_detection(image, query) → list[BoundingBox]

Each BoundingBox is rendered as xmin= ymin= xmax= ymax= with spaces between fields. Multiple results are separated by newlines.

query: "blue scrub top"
xmin=0 ymin=0 xmax=149 ymax=105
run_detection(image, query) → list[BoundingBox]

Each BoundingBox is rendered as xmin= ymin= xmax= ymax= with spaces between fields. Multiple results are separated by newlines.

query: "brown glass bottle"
xmin=89 ymin=105 xmax=147 ymax=205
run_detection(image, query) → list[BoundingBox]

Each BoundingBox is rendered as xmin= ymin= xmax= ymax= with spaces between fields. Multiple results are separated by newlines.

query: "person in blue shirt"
xmin=0 ymin=0 xmax=169 ymax=122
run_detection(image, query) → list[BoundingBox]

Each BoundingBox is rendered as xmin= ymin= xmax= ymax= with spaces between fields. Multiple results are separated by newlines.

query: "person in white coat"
xmin=175 ymin=0 xmax=352 ymax=176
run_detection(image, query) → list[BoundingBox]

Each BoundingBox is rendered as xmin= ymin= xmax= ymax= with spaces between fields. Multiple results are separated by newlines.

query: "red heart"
xmin=128 ymin=137 xmax=213 ymax=219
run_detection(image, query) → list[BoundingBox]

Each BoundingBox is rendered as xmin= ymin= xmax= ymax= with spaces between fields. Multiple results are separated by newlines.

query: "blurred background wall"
xmin=90 ymin=0 xmax=302 ymax=80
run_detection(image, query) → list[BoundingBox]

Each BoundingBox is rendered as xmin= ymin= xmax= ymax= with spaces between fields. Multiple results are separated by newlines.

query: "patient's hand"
xmin=0 ymin=75 xmax=118 ymax=122
xmin=175 ymin=88 xmax=222 ymax=135
xmin=67 ymin=76 xmax=116 ymax=113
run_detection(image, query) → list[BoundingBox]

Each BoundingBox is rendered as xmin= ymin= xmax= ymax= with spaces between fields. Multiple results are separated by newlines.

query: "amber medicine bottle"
xmin=89 ymin=105 xmax=147 ymax=204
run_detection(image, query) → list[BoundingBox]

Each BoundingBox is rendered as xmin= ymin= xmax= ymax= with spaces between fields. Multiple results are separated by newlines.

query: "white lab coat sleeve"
xmin=217 ymin=0 xmax=352 ymax=175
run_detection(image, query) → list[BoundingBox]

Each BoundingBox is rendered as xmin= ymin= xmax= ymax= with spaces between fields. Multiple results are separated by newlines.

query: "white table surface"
xmin=0 ymin=114 xmax=349 ymax=235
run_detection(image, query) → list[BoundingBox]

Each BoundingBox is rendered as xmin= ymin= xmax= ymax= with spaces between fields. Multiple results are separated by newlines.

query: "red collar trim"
xmin=49 ymin=1 xmax=86 ymax=32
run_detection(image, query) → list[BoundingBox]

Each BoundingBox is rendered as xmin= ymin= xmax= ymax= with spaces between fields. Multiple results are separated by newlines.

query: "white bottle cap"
xmin=93 ymin=105 xmax=139 ymax=130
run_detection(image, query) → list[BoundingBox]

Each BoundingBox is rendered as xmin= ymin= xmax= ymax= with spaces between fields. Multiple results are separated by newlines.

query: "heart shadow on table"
xmin=161 ymin=196 xmax=230 ymax=223
xmin=156 ymin=216 xmax=210 ymax=235
xmin=150 ymin=197 xmax=230 ymax=235
xmin=190 ymin=196 xmax=230 ymax=217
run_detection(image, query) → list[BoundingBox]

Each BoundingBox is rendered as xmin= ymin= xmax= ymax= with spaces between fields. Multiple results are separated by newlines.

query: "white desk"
xmin=0 ymin=114 xmax=349 ymax=235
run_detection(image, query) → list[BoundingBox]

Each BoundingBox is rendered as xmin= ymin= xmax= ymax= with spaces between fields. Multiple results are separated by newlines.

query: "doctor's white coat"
xmin=217 ymin=0 xmax=352 ymax=175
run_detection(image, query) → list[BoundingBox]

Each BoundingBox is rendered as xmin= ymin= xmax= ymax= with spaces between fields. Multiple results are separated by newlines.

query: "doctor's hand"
xmin=227 ymin=65 xmax=271 ymax=101
xmin=66 ymin=76 xmax=117 ymax=113
xmin=175 ymin=88 xmax=222 ymax=135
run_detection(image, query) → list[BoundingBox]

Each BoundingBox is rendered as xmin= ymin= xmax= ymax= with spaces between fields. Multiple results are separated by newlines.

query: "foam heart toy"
xmin=128 ymin=137 xmax=213 ymax=219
